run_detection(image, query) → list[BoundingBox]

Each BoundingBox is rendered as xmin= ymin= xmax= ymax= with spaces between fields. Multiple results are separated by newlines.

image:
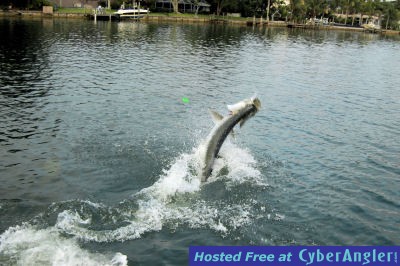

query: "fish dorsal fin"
xmin=209 ymin=110 xmax=224 ymax=124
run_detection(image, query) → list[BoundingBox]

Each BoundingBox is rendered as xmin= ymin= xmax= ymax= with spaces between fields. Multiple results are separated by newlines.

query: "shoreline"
xmin=1 ymin=10 xmax=399 ymax=36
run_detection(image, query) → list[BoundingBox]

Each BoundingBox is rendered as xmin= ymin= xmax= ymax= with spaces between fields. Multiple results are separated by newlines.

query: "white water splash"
xmin=0 ymin=224 xmax=127 ymax=266
xmin=220 ymin=141 xmax=264 ymax=185
xmin=0 ymin=142 xmax=264 ymax=264
xmin=55 ymin=142 xmax=264 ymax=241
xmin=139 ymin=152 xmax=201 ymax=200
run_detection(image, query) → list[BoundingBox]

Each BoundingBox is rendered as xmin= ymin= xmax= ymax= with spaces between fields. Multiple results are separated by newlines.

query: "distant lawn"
xmin=148 ymin=12 xmax=249 ymax=21
xmin=56 ymin=8 xmax=89 ymax=14
xmin=54 ymin=8 xmax=250 ymax=21
xmin=56 ymin=7 xmax=115 ymax=14
xmin=148 ymin=12 xmax=210 ymax=19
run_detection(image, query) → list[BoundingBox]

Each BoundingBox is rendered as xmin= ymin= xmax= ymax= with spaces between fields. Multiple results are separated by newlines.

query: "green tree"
xmin=305 ymin=0 xmax=323 ymax=18
xmin=209 ymin=0 xmax=240 ymax=16
xmin=30 ymin=0 xmax=51 ymax=9
xmin=239 ymin=0 xmax=266 ymax=17
xmin=289 ymin=0 xmax=306 ymax=22
xmin=342 ymin=0 xmax=356 ymax=25
xmin=381 ymin=1 xmax=400 ymax=29
xmin=270 ymin=0 xmax=289 ymax=21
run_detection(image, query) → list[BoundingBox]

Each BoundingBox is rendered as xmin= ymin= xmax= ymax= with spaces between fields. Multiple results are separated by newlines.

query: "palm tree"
xmin=289 ymin=0 xmax=306 ymax=22
xmin=305 ymin=0 xmax=321 ymax=18
xmin=343 ymin=0 xmax=356 ymax=25
xmin=379 ymin=1 xmax=399 ymax=29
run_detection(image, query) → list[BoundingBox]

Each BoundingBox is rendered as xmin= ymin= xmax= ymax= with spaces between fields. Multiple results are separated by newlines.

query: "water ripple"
xmin=0 ymin=19 xmax=399 ymax=257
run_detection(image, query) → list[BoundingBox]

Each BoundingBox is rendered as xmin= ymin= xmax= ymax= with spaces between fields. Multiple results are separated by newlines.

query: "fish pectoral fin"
xmin=239 ymin=118 xmax=247 ymax=128
xmin=230 ymin=129 xmax=236 ymax=139
xmin=209 ymin=109 xmax=224 ymax=124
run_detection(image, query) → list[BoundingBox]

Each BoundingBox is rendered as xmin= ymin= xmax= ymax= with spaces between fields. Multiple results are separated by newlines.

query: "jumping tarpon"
xmin=199 ymin=97 xmax=261 ymax=182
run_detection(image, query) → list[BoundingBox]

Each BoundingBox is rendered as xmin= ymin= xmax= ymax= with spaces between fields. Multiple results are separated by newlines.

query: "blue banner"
xmin=189 ymin=246 xmax=399 ymax=265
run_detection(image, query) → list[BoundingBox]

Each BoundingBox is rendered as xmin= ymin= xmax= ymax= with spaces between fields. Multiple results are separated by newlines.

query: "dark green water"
xmin=0 ymin=18 xmax=399 ymax=265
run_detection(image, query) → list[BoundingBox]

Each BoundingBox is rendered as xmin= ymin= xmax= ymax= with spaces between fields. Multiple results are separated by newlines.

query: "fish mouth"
xmin=251 ymin=97 xmax=261 ymax=111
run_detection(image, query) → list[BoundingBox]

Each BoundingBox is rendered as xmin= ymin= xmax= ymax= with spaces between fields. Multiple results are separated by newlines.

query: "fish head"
xmin=251 ymin=97 xmax=261 ymax=111
xmin=238 ymin=97 xmax=261 ymax=127
xmin=227 ymin=97 xmax=261 ymax=115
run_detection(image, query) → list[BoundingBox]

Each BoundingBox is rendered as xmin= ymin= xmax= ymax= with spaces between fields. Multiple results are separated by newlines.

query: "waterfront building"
xmin=154 ymin=0 xmax=210 ymax=13
xmin=48 ymin=0 xmax=98 ymax=8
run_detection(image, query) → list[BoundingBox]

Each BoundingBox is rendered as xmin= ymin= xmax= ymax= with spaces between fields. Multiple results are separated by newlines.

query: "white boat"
xmin=362 ymin=21 xmax=381 ymax=30
xmin=114 ymin=7 xmax=149 ymax=19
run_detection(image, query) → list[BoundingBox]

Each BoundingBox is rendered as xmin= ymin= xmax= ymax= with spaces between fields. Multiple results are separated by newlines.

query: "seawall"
xmin=1 ymin=10 xmax=399 ymax=35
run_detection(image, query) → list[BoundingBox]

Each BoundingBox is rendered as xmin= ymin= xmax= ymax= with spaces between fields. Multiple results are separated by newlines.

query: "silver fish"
xmin=199 ymin=97 xmax=261 ymax=182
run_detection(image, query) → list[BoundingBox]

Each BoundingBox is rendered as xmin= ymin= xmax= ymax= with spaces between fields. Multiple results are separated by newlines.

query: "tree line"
xmin=105 ymin=0 xmax=400 ymax=29
xmin=3 ymin=0 xmax=400 ymax=29
xmin=204 ymin=0 xmax=400 ymax=29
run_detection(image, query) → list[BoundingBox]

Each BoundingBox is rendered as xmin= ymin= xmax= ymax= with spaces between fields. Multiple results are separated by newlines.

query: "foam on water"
xmin=54 ymin=141 xmax=265 ymax=241
xmin=1 ymin=142 xmax=265 ymax=264
xmin=215 ymin=141 xmax=263 ymax=185
xmin=0 ymin=224 xmax=127 ymax=266
xmin=139 ymin=151 xmax=202 ymax=200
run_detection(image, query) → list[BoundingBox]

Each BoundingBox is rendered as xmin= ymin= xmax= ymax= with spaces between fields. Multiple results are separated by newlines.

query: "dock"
xmin=87 ymin=13 xmax=150 ymax=21
xmin=87 ymin=13 xmax=120 ymax=21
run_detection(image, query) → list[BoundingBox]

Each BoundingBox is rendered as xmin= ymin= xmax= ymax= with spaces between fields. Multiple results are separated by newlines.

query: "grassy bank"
xmin=56 ymin=7 xmax=114 ymax=14
xmin=56 ymin=8 xmax=91 ymax=14
xmin=55 ymin=8 xmax=248 ymax=21
xmin=148 ymin=12 xmax=247 ymax=21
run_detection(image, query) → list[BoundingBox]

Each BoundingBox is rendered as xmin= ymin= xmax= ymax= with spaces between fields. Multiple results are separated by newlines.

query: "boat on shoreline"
xmin=114 ymin=7 xmax=149 ymax=19
xmin=362 ymin=21 xmax=381 ymax=30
